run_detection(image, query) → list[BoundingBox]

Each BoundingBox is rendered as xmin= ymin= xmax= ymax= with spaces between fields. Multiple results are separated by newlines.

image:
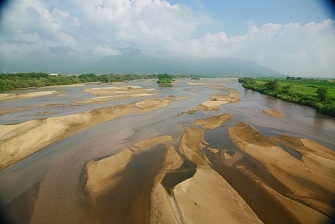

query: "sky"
xmin=0 ymin=0 xmax=334 ymax=77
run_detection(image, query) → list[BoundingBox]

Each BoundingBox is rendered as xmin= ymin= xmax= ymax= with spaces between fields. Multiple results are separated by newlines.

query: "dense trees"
xmin=316 ymin=87 xmax=328 ymax=102
xmin=0 ymin=73 xmax=204 ymax=91
xmin=239 ymin=77 xmax=335 ymax=117
xmin=157 ymin=74 xmax=174 ymax=87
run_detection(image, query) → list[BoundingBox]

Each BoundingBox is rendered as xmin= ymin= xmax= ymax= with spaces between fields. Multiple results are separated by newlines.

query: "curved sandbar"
xmin=85 ymin=135 xmax=174 ymax=195
xmin=0 ymin=98 xmax=173 ymax=170
xmin=194 ymin=113 xmax=232 ymax=129
xmin=229 ymin=122 xmax=335 ymax=221
xmin=0 ymin=90 xmax=58 ymax=101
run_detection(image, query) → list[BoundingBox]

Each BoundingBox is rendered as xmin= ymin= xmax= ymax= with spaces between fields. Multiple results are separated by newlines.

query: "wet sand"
xmin=85 ymin=136 xmax=175 ymax=224
xmin=0 ymin=98 xmax=173 ymax=170
xmin=194 ymin=113 xmax=232 ymax=129
xmin=262 ymin=109 xmax=284 ymax=118
xmin=0 ymin=91 xmax=59 ymax=101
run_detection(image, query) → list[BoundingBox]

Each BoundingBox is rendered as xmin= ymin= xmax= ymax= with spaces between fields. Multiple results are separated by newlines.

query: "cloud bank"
xmin=0 ymin=0 xmax=334 ymax=77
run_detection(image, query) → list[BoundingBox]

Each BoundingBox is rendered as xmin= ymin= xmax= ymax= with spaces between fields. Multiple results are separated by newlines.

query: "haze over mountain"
xmin=0 ymin=1 xmax=334 ymax=77
xmin=88 ymin=48 xmax=280 ymax=76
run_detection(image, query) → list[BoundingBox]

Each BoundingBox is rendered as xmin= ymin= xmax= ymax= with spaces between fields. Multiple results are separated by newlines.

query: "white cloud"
xmin=0 ymin=0 xmax=334 ymax=76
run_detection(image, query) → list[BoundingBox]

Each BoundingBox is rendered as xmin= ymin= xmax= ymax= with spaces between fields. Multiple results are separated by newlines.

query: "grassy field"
xmin=255 ymin=78 xmax=335 ymax=98
xmin=239 ymin=77 xmax=335 ymax=116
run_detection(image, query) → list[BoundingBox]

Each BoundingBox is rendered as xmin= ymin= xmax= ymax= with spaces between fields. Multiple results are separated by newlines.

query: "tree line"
xmin=0 ymin=73 xmax=207 ymax=91
xmin=239 ymin=77 xmax=335 ymax=117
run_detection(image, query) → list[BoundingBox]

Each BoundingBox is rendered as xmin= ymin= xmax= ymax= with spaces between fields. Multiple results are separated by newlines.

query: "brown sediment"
xmin=0 ymin=91 xmax=59 ymax=101
xmin=1 ymin=182 xmax=40 ymax=224
xmin=173 ymin=166 xmax=263 ymax=224
xmin=180 ymin=89 xmax=240 ymax=114
xmin=262 ymin=109 xmax=284 ymax=118
xmin=229 ymin=122 xmax=335 ymax=220
xmin=150 ymin=146 xmax=184 ymax=224
xmin=85 ymin=136 xmax=174 ymax=224
xmin=0 ymin=98 xmax=173 ymax=170
xmin=197 ymin=90 xmax=240 ymax=111
xmin=179 ymin=127 xmax=208 ymax=165
xmin=0 ymin=103 xmax=80 ymax=116
xmin=194 ymin=113 xmax=232 ymax=129
xmin=169 ymin=126 xmax=262 ymax=224
xmin=74 ymin=92 xmax=157 ymax=104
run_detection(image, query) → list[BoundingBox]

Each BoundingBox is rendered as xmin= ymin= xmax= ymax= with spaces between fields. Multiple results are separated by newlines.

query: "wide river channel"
xmin=0 ymin=79 xmax=334 ymax=223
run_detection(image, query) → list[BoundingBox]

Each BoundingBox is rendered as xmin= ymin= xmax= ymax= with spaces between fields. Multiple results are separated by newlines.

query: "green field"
xmin=239 ymin=77 xmax=335 ymax=116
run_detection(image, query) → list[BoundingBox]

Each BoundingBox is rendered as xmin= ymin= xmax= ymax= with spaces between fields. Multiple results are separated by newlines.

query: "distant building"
xmin=49 ymin=73 xmax=58 ymax=76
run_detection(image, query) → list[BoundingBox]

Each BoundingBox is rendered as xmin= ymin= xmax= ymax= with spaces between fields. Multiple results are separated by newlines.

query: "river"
xmin=0 ymin=79 xmax=334 ymax=223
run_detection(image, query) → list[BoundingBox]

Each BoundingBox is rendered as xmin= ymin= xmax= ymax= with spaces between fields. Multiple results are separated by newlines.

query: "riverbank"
xmin=239 ymin=77 xmax=335 ymax=117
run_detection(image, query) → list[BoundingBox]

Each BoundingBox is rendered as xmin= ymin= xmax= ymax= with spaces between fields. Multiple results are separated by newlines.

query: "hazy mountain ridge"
xmin=0 ymin=47 xmax=281 ymax=76
xmin=88 ymin=49 xmax=281 ymax=76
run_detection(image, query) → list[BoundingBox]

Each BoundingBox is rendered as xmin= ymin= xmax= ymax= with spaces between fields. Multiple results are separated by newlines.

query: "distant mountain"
xmin=0 ymin=46 xmax=281 ymax=76
xmin=87 ymin=49 xmax=281 ymax=76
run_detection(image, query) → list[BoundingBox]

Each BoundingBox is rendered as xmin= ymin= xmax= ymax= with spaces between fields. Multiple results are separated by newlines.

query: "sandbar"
xmin=0 ymin=98 xmax=173 ymax=170
xmin=173 ymin=166 xmax=263 ymax=224
xmin=85 ymin=135 xmax=174 ymax=195
xmin=262 ymin=109 xmax=284 ymax=118
xmin=198 ymin=90 xmax=240 ymax=111
xmin=194 ymin=113 xmax=232 ymax=129
xmin=75 ymin=92 xmax=157 ymax=104
xmin=0 ymin=91 xmax=58 ymax=101
xmin=84 ymin=86 xmax=155 ymax=95
xmin=229 ymin=122 xmax=335 ymax=219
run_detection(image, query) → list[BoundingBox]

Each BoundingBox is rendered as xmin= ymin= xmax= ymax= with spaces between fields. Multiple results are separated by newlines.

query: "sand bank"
xmin=179 ymin=127 xmax=208 ymax=165
xmin=194 ymin=113 xmax=232 ymax=129
xmin=0 ymin=90 xmax=58 ymax=101
xmin=75 ymin=92 xmax=156 ymax=104
xmin=186 ymin=82 xmax=216 ymax=86
xmin=84 ymin=86 xmax=155 ymax=95
xmin=262 ymin=109 xmax=284 ymax=118
xmin=150 ymin=147 xmax=183 ymax=224
xmin=173 ymin=166 xmax=263 ymax=224
xmin=0 ymin=98 xmax=173 ymax=170
xmin=85 ymin=135 xmax=174 ymax=195
xmin=229 ymin=122 xmax=335 ymax=219
xmin=198 ymin=90 xmax=240 ymax=111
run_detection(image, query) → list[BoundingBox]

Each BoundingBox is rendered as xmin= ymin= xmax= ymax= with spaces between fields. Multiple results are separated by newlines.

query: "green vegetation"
xmin=191 ymin=76 xmax=200 ymax=80
xmin=0 ymin=73 xmax=210 ymax=91
xmin=239 ymin=77 xmax=335 ymax=116
xmin=157 ymin=74 xmax=174 ymax=87
xmin=0 ymin=73 xmax=162 ymax=91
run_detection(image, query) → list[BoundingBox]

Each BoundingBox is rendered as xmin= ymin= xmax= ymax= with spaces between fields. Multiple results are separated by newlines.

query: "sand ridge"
xmin=0 ymin=98 xmax=173 ymax=170
xmin=85 ymin=135 xmax=174 ymax=195
xmin=194 ymin=113 xmax=232 ymax=129
xmin=229 ymin=122 xmax=335 ymax=220
xmin=0 ymin=90 xmax=59 ymax=101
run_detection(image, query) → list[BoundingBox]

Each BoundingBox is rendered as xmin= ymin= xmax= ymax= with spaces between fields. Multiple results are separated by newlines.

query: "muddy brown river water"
xmin=0 ymin=79 xmax=334 ymax=224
